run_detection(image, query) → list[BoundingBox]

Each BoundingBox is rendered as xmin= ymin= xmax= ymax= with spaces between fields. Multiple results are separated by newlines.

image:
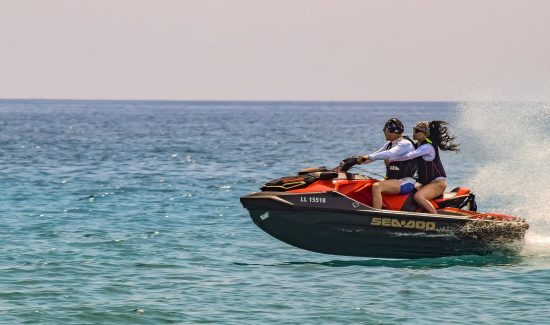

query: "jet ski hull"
xmin=241 ymin=191 xmax=528 ymax=259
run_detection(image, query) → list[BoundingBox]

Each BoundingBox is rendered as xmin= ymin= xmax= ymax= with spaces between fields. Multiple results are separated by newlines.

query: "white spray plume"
xmin=456 ymin=99 xmax=550 ymax=250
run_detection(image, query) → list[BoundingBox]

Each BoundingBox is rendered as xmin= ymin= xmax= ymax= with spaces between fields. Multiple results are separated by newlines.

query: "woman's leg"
xmin=413 ymin=180 xmax=447 ymax=214
xmin=372 ymin=179 xmax=401 ymax=209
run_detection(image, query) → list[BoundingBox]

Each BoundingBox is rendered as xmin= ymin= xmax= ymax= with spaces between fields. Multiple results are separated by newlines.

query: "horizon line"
xmin=0 ymin=97 xmax=543 ymax=104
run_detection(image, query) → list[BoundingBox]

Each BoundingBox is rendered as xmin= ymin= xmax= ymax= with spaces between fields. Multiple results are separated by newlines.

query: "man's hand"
xmin=357 ymin=155 xmax=369 ymax=164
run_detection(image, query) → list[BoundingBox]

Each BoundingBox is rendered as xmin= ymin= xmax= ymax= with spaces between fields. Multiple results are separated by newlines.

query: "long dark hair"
xmin=429 ymin=120 xmax=459 ymax=152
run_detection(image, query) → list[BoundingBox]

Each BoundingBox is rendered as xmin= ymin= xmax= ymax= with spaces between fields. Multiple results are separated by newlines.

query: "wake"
xmin=456 ymin=100 xmax=550 ymax=253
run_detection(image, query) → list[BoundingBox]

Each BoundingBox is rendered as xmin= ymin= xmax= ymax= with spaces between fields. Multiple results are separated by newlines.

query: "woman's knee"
xmin=414 ymin=191 xmax=425 ymax=201
xmin=437 ymin=181 xmax=447 ymax=193
xmin=372 ymin=182 xmax=381 ymax=192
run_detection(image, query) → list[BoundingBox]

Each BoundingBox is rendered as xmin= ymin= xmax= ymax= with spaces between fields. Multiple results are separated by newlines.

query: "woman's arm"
xmin=390 ymin=143 xmax=434 ymax=162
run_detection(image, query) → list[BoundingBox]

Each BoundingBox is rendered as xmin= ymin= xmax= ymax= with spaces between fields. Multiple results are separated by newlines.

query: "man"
xmin=357 ymin=118 xmax=417 ymax=209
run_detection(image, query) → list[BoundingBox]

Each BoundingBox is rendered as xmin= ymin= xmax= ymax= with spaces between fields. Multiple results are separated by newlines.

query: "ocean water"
xmin=0 ymin=99 xmax=549 ymax=324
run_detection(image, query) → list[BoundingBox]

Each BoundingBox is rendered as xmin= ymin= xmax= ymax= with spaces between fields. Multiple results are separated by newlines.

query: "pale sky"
xmin=1 ymin=0 xmax=549 ymax=101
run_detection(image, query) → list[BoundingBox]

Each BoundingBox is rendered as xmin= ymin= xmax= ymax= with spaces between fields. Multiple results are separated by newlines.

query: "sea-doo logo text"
xmin=300 ymin=197 xmax=326 ymax=204
xmin=370 ymin=217 xmax=436 ymax=231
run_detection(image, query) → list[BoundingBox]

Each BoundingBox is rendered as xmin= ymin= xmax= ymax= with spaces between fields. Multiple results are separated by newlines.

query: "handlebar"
xmin=334 ymin=157 xmax=359 ymax=172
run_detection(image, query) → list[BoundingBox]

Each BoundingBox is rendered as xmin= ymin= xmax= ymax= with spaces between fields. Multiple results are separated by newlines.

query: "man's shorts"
xmin=399 ymin=177 xmax=416 ymax=194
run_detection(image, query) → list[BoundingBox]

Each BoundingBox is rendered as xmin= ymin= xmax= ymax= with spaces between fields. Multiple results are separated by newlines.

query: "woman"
xmin=391 ymin=120 xmax=459 ymax=213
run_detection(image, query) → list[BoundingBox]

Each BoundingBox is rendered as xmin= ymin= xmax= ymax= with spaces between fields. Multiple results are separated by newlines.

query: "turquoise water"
xmin=1 ymin=100 xmax=549 ymax=324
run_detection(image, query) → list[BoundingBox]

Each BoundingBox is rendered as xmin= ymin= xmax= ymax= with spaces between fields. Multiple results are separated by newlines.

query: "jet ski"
xmin=240 ymin=158 xmax=529 ymax=259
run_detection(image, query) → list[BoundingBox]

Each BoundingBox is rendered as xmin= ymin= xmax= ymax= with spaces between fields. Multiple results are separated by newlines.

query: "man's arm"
xmin=357 ymin=142 xmax=389 ymax=164
xmin=366 ymin=140 xmax=413 ymax=161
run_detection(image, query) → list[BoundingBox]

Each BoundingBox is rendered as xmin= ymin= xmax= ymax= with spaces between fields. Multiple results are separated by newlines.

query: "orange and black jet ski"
xmin=240 ymin=159 xmax=529 ymax=259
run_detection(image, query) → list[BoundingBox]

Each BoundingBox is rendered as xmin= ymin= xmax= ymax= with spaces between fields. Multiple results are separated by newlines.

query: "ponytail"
xmin=429 ymin=120 xmax=459 ymax=152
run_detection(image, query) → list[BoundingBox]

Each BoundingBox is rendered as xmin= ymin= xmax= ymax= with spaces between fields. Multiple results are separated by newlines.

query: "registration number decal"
xmin=300 ymin=196 xmax=327 ymax=204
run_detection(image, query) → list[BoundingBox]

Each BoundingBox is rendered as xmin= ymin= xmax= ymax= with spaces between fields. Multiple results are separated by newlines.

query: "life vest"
xmin=385 ymin=136 xmax=418 ymax=180
xmin=416 ymin=138 xmax=447 ymax=185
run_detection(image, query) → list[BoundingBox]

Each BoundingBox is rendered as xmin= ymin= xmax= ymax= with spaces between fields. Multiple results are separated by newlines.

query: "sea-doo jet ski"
xmin=240 ymin=158 xmax=529 ymax=259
